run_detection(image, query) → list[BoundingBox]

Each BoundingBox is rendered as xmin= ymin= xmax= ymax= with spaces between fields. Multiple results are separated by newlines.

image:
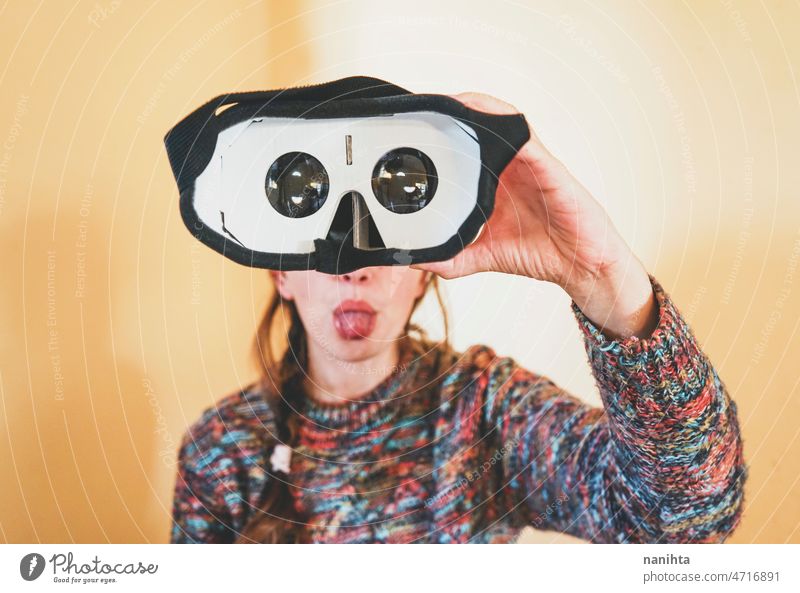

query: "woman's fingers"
xmin=448 ymin=92 xmax=553 ymax=165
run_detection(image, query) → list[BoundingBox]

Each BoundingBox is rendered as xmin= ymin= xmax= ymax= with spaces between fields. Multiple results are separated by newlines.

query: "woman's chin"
xmin=330 ymin=333 xmax=375 ymax=353
xmin=326 ymin=332 xmax=390 ymax=360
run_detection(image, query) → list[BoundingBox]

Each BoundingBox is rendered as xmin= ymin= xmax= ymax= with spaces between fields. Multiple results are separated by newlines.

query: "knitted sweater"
xmin=170 ymin=273 xmax=747 ymax=543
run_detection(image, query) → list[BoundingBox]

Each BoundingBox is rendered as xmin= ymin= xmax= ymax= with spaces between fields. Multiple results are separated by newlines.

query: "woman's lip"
xmin=334 ymin=299 xmax=376 ymax=315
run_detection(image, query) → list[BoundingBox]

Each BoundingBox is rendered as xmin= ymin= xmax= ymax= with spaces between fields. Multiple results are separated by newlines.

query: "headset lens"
xmin=265 ymin=152 xmax=329 ymax=218
xmin=371 ymin=148 xmax=437 ymax=214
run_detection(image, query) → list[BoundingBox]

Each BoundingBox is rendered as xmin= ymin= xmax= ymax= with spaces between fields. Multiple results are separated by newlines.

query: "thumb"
xmin=447 ymin=92 xmax=520 ymax=116
xmin=409 ymin=259 xmax=456 ymax=278
xmin=410 ymin=244 xmax=484 ymax=279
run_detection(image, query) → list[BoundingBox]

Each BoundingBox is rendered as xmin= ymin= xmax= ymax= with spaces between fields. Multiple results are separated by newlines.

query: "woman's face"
xmin=270 ymin=266 xmax=430 ymax=363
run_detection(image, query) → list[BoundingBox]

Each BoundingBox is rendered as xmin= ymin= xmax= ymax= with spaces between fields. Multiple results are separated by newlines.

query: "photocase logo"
xmin=17 ymin=551 xmax=158 ymax=584
xmin=19 ymin=553 xmax=46 ymax=581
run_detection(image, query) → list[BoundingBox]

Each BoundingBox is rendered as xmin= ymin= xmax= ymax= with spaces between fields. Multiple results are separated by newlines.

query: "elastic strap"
xmin=163 ymin=77 xmax=411 ymax=193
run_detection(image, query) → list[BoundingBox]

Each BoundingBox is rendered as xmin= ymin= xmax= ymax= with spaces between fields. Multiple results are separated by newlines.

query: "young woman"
xmin=170 ymin=93 xmax=747 ymax=544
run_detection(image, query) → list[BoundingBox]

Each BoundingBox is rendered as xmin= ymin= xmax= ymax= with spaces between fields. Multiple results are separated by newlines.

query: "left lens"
xmin=265 ymin=152 xmax=329 ymax=218
xmin=371 ymin=147 xmax=437 ymax=214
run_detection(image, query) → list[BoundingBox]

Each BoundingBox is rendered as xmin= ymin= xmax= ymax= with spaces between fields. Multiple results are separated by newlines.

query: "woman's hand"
xmin=411 ymin=92 xmax=659 ymax=341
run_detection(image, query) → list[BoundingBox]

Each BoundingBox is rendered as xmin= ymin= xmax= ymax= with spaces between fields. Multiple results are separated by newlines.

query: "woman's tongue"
xmin=333 ymin=310 xmax=376 ymax=340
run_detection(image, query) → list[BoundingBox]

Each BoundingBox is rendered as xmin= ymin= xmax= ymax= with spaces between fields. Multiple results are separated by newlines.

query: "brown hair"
xmin=233 ymin=273 xmax=453 ymax=543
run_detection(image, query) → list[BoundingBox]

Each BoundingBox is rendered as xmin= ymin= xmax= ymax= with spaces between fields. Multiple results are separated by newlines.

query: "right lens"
xmin=265 ymin=152 xmax=329 ymax=218
xmin=371 ymin=147 xmax=437 ymax=214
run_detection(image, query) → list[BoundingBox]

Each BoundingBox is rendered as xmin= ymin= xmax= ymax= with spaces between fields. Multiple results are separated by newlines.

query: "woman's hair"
xmin=234 ymin=273 xmax=453 ymax=543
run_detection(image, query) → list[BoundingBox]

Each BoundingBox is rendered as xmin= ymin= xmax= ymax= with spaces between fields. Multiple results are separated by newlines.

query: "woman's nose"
xmin=340 ymin=268 xmax=372 ymax=283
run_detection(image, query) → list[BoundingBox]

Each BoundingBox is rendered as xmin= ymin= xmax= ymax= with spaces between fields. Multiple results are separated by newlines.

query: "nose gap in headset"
xmin=324 ymin=191 xmax=386 ymax=251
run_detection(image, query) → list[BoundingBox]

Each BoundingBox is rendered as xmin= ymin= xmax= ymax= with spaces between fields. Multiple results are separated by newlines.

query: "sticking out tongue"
xmin=333 ymin=311 xmax=376 ymax=340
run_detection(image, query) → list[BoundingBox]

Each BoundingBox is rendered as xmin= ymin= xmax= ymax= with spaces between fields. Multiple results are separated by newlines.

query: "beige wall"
xmin=0 ymin=0 xmax=797 ymax=543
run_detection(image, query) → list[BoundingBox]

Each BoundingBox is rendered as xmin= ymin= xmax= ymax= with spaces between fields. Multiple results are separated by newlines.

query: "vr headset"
xmin=163 ymin=76 xmax=530 ymax=275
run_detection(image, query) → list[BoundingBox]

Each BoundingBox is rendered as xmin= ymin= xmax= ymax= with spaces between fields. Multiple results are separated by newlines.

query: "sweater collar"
xmin=297 ymin=336 xmax=432 ymax=430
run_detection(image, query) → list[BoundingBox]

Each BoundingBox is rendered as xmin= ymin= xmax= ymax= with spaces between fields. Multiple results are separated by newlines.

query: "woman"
xmin=170 ymin=92 xmax=747 ymax=544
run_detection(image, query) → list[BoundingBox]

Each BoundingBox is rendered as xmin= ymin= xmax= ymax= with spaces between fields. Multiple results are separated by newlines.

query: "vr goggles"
xmin=163 ymin=76 xmax=530 ymax=275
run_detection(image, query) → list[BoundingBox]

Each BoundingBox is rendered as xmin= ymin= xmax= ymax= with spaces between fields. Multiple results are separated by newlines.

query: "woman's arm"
xmin=483 ymin=273 xmax=747 ymax=543
xmin=408 ymin=91 xmax=747 ymax=542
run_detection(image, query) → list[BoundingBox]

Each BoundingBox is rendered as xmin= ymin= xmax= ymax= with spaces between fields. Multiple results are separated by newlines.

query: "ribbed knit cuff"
xmin=569 ymin=273 xmax=710 ymax=407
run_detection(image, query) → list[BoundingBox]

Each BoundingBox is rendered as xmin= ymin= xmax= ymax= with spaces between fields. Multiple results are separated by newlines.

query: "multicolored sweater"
xmin=170 ymin=273 xmax=747 ymax=543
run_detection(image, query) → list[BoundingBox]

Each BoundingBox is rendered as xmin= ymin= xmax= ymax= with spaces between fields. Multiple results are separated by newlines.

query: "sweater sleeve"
xmin=169 ymin=388 xmax=274 ymax=544
xmin=170 ymin=429 xmax=238 ymax=544
xmin=486 ymin=273 xmax=748 ymax=543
